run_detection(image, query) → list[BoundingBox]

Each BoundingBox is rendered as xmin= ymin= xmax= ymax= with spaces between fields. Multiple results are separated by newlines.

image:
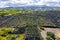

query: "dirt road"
xmin=41 ymin=28 xmax=60 ymax=40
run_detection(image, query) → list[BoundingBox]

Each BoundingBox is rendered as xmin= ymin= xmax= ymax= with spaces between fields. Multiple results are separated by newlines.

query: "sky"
xmin=0 ymin=0 xmax=60 ymax=8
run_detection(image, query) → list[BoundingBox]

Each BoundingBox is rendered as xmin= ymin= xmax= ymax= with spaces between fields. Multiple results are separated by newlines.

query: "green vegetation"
xmin=16 ymin=34 xmax=25 ymax=40
xmin=46 ymin=32 xmax=55 ymax=40
xmin=0 ymin=9 xmax=60 ymax=27
xmin=38 ymin=25 xmax=44 ymax=30
xmin=0 ymin=27 xmax=24 ymax=40
xmin=0 ymin=8 xmax=60 ymax=40
xmin=0 ymin=28 xmax=14 ymax=36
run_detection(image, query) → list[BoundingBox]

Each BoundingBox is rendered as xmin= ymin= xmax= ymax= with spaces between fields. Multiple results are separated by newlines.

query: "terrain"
xmin=0 ymin=8 xmax=60 ymax=40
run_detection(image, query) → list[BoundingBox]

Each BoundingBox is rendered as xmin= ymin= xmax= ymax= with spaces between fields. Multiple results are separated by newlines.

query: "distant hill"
xmin=0 ymin=5 xmax=60 ymax=10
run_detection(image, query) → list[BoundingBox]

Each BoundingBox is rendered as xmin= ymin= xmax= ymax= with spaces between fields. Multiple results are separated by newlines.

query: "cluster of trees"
xmin=0 ymin=27 xmax=25 ymax=40
xmin=0 ymin=27 xmax=14 ymax=40
xmin=25 ymin=25 xmax=43 ymax=40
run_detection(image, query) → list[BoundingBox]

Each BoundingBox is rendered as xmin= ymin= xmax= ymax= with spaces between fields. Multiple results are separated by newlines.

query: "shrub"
xmin=46 ymin=32 xmax=55 ymax=40
xmin=46 ymin=36 xmax=54 ymax=40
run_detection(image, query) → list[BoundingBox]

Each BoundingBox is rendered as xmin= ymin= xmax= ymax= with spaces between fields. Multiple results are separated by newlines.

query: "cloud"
xmin=0 ymin=0 xmax=60 ymax=8
xmin=0 ymin=1 xmax=9 ymax=8
xmin=0 ymin=0 xmax=9 ymax=1
xmin=44 ymin=0 xmax=60 ymax=7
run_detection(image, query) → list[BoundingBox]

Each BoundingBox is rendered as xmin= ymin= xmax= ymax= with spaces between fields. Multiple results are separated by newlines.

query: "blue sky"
xmin=0 ymin=0 xmax=60 ymax=8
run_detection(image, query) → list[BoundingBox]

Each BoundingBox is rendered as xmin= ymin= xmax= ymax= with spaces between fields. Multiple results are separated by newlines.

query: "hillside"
xmin=0 ymin=9 xmax=60 ymax=27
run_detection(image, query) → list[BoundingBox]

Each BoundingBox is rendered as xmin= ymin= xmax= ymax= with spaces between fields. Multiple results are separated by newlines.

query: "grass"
xmin=16 ymin=34 xmax=25 ymax=40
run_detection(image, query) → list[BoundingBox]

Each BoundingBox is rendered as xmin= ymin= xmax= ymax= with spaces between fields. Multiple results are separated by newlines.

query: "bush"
xmin=46 ymin=36 xmax=54 ymax=40
xmin=46 ymin=32 xmax=55 ymax=40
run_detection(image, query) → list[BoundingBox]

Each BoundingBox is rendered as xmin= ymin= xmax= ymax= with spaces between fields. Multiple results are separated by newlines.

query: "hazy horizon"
xmin=0 ymin=0 xmax=60 ymax=8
